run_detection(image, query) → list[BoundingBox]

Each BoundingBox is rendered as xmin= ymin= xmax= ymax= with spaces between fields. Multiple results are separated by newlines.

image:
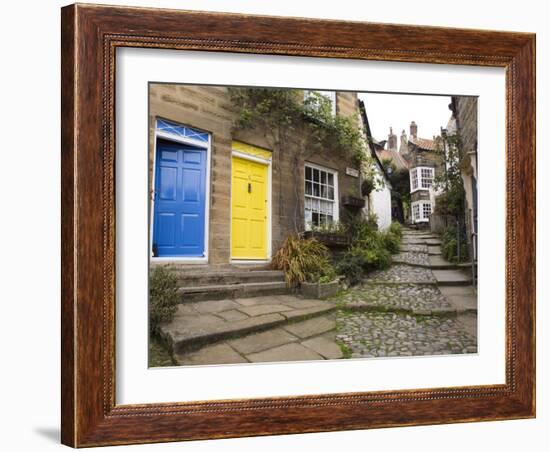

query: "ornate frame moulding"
xmin=61 ymin=3 xmax=535 ymax=447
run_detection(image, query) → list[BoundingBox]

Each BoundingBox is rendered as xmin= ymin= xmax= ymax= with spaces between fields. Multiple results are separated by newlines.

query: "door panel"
xmin=153 ymin=139 xmax=207 ymax=257
xmin=231 ymin=156 xmax=268 ymax=259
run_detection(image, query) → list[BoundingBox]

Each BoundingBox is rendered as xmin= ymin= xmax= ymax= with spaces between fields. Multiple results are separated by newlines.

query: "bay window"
xmin=411 ymin=201 xmax=433 ymax=223
xmin=410 ymin=166 xmax=435 ymax=193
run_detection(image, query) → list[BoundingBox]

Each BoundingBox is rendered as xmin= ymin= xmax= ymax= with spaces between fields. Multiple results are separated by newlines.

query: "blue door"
xmin=153 ymin=139 xmax=207 ymax=257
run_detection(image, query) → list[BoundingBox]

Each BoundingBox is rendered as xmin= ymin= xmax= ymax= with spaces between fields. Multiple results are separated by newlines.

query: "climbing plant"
xmin=229 ymin=88 xmax=367 ymax=165
xmin=433 ymin=131 xmax=469 ymax=263
xmin=228 ymin=87 xmax=371 ymax=233
xmin=433 ymin=132 xmax=466 ymax=218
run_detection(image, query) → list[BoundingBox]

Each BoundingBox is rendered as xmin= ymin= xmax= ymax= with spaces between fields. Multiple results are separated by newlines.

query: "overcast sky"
xmin=358 ymin=92 xmax=452 ymax=143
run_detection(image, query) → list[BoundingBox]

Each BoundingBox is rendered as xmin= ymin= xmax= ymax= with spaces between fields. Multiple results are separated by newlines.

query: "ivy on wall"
xmin=228 ymin=87 xmax=372 ymax=233
xmin=228 ymin=88 xmax=367 ymax=165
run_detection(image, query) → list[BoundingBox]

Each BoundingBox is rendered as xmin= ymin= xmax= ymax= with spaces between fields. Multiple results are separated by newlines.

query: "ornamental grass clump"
xmin=272 ymin=235 xmax=334 ymax=288
xmin=149 ymin=266 xmax=180 ymax=334
xmin=388 ymin=221 xmax=403 ymax=239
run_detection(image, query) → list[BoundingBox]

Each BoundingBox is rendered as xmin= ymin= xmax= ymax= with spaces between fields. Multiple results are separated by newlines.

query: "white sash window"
xmin=305 ymin=163 xmax=339 ymax=229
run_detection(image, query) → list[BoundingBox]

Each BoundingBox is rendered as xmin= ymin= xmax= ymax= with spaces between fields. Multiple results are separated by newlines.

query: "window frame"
xmin=410 ymin=166 xmax=435 ymax=193
xmin=304 ymin=162 xmax=339 ymax=230
xmin=411 ymin=200 xmax=433 ymax=223
xmin=303 ymin=90 xmax=337 ymax=116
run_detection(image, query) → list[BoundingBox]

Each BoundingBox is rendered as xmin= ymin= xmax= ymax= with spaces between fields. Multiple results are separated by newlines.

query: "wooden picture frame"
xmin=61 ymin=3 xmax=535 ymax=447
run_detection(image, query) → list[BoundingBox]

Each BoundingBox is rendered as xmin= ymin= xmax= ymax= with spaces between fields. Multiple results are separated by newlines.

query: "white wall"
xmin=1 ymin=1 xmax=546 ymax=452
xmin=371 ymin=175 xmax=393 ymax=230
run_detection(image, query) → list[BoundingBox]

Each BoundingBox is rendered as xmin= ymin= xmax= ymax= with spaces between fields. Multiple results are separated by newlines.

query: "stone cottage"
xmin=448 ymin=96 xmax=478 ymax=260
xmin=148 ymin=85 xmax=390 ymax=265
xmin=400 ymin=122 xmax=445 ymax=225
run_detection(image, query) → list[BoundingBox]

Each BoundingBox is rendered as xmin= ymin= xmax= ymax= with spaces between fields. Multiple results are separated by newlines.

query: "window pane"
xmin=305 ymin=181 xmax=312 ymax=195
xmin=320 ymin=172 xmax=327 ymax=184
xmin=305 ymin=166 xmax=312 ymax=180
xmin=313 ymin=169 xmax=320 ymax=182
xmin=327 ymin=187 xmax=334 ymax=200
xmin=313 ymin=183 xmax=320 ymax=197
xmin=328 ymin=173 xmax=334 ymax=186
xmin=321 ymin=185 xmax=327 ymax=198
xmin=312 ymin=212 xmax=319 ymax=226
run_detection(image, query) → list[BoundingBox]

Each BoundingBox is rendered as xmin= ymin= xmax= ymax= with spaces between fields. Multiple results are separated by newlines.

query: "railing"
xmin=429 ymin=213 xmax=451 ymax=234
xmin=429 ymin=212 xmax=477 ymax=288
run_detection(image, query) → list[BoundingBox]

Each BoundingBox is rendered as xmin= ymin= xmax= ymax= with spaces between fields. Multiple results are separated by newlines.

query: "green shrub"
xmin=388 ymin=221 xmax=403 ymax=239
xmin=336 ymin=249 xmax=366 ymax=285
xmin=149 ymin=266 xmax=180 ymax=334
xmin=380 ymin=231 xmax=400 ymax=254
xmin=336 ymin=244 xmax=392 ymax=284
xmin=335 ymin=216 xmax=398 ymax=284
xmin=441 ymin=225 xmax=469 ymax=263
xmin=343 ymin=212 xmax=378 ymax=241
xmin=272 ymin=235 xmax=334 ymax=287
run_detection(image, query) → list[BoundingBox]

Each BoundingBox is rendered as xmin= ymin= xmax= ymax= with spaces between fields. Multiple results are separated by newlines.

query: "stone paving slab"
xmin=247 ymin=342 xmax=324 ymax=363
xmin=428 ymin=255 xmax=460 ymax=269
xmin=160 ymin=295 xmax=337 ymax=353
xmin=439 ymin=286 xmax=477 ymax=311
xmin=176 ymin=343 xmax=248 ymax=365
xmin=302 ymin=332 xmax=344 ymax=359
xmin=237 ymin=303 xmax=294 ymax=317
xmin=433 ymin=269 xmax=472 ymax=286
xmin=194 ymin=299 xmax=241 ymax=314
xmin=426 ymin=239 xmax=442 ymax=245
xmin=228 ymin=328 xmax=298 ymax=355
xmin=428 ymin=245 xmax=442 ymax=255
xmin=216 ymin=309 xmax=250 ymax=322
xmin=283 ymin=315 xmax=336 ymax=339
xmin=162 ymin=312 xmax=286 ymax=353
xmin=281 ymin=304 xmax=335 ymax=321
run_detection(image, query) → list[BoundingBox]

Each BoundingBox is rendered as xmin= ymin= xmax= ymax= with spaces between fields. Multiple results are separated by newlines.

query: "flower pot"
xmin=301 ymin=280 xmax=339 ymax=299
xmin=303 ymin=231 xmax=350 ymax=247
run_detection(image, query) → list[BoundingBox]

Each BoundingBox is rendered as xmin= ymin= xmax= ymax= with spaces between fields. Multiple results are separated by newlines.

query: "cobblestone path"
xmin=335 ymin=228 xmax=477 ymax=358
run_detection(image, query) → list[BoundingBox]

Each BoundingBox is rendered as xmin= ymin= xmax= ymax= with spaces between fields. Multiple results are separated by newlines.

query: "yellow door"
xmin=231 ymin=156 xmax=268 ymax=259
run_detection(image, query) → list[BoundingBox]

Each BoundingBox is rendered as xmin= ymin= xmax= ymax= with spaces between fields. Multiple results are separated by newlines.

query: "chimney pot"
xmin=387 ymin=127 xmax=397 ymax=151
xmin=410 ymin=121 xmax=418 ymax=138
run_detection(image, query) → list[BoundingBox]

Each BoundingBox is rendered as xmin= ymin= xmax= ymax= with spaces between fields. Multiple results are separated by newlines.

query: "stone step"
xmin=428 ymin=245 xmax=442 ymax=255
xmin=426 ymin=239 xmax=442 ymax=245
xmin=174 ymin=270 xmax=285 ymax=287
xmin=160 ymin=297 xmax=337 ymax=353
xmin=428 ymin=255 xmax=462 ymax=270
xmin=178 ymin=281 xmax=289 ymax=302
xmin=432 ymin=269 xmax=473 ymax=286
xmin=402 ymin=241 xmax=429 ymax=245
xmin=439 ymin=286 xmax=477 ymax=312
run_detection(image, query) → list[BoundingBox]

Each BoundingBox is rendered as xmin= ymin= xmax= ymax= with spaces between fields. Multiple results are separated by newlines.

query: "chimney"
xmin=410 ymin=121 xmax=418 ymax=138
xmin=387 ymin=127 xmax=397 ymax=151
xmin=399 ymin=130 xmax=408 ymax=154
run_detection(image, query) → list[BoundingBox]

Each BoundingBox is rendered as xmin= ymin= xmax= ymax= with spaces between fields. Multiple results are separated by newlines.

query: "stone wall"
xmin=149 ymin=85 xmax=363 ymax=264
xmin=453 ymin=96 xmax=478 ymax=255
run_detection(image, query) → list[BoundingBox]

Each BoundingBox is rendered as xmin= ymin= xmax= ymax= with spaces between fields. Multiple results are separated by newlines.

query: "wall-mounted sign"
xmin=346 ymin=167 xmax=360 ymax=178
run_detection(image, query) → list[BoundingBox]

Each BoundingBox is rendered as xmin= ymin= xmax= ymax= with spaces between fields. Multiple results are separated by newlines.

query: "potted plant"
xmin=302 ymin=222 xmax=350 ymax=247
xmin=300 ymin=266 xmax=340 ymax=299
